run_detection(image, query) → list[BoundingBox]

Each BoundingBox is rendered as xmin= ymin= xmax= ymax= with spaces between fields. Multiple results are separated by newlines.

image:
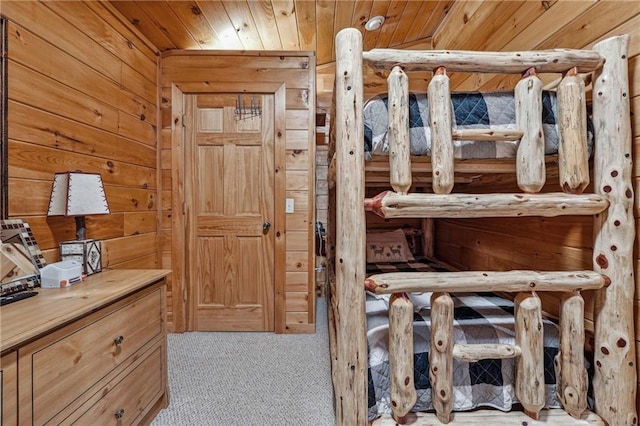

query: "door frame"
xmin=170 ymin=82 xmax=287 ymax=333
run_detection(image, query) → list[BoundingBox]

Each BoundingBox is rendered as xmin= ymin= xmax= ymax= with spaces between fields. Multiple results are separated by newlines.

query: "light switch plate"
xmin=285 ymin=198 xmax=295 ymax=213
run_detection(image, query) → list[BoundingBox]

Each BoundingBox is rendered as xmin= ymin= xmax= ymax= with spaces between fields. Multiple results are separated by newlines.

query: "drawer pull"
xmin=115 ymin=408 xmax=125 ymax=419
xmin=114 ymin=335 xmax=125 ymax=345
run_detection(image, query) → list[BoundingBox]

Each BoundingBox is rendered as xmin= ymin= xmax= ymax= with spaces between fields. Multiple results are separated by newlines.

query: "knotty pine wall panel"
xmin=161 ymin=51 xmax=316 ymax=333
xmin=430 ymin=1 xmax=640 ymax=404
xmin=3 ymin=2 xmax=160 ymax=270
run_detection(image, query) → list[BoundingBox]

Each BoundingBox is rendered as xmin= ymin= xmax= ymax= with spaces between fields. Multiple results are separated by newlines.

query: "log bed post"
xmin=422 ymin=218 xmax=434 ymax=258
xmin=389 ymin=293 xmax=417 ymax=423
xmin=592 ymin=34 xmax=637 ymax=426
xmin=327 ymin=77 xmax=338 ymax=404
xmin=514 ymin=292 xmax=545 ymax=419
xmin=515 ymin=68 xmax=545 ymax=193
xmin=430 ymin=292 xmax=454 ymax=424
xmin=557 ymin=67 xmax=589 ymax=194
xmin=555 ymin=291 xmax=588 ymax=418
xmin=387 ymin=66 xmax=412 ymax=194
xmin=428 ymin=67 xmax=454 ymax=194
xmin=333 ymin=28 xmax=367 ymax=426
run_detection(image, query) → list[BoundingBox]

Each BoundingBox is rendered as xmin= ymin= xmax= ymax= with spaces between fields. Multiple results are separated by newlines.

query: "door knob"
xmin=263 ymin=221 xmax=271 ymax=233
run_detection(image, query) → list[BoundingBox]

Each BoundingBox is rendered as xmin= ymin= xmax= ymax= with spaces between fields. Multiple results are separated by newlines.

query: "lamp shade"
xmin=47 ymin=172 xmax=110 ymax=217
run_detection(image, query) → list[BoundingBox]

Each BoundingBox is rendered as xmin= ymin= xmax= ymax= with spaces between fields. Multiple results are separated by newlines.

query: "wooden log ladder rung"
xmin=365 ymin=191 xmax=608 ymax=219
xmin=453 ymin=343 xmax=522 ymax=362
xmin=364 ymin=270 xmax=608 ymax=295
xmin=363 ymin=48 xmax=602 ymax=74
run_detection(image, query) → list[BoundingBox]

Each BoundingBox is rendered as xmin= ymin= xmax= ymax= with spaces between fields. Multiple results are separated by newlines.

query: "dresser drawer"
xmin=30 ymin=288 xmax=162 ymax=424
xmin=70 ymin=345 xmax=163 ymax=426
xmin=1 ymin=351 xmax=18 ymax=425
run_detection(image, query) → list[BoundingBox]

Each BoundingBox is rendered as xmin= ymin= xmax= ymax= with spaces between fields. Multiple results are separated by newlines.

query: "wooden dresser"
xmin=0 ymin=269 xmax=171 ymax=425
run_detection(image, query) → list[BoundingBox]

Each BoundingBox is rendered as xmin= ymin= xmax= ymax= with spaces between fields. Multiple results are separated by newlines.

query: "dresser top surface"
xmin=0 ymin=269 xmax=171 ymax=354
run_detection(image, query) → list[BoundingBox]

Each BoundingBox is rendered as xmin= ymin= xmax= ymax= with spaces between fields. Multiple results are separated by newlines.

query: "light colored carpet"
xmin=151 ymin=298 xmax=336 ymax=426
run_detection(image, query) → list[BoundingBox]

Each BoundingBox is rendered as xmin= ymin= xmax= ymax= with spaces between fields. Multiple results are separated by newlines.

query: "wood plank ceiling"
xmin=109 ymin=1 xmax=454 ymax=66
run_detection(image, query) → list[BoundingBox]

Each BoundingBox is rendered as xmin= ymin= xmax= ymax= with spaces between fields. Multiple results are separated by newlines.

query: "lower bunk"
xmin=359 ymin=246 xmax=599 ymax=425
xmin=366 ymin=290 xmax=561 ymax=422
xmin=326 ymin=252 xmax=604 ymax=425
xmin=366 ymin=289 xmax=603 ymax=424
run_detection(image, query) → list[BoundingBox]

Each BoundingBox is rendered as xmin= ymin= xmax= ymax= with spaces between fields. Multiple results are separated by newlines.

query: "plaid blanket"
xmin=367 ymin=256 xmax=451 ymax=275
xmin=366 ymin=291 xmax=562 ymax=421
xmin=363 ymin=91 xmax=594 ymax=160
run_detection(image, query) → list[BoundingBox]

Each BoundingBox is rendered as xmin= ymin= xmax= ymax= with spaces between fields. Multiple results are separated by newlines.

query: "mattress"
xmin=363 ymin=91 xmax=594 ymax=160
xmin=366 ymin=290 xmax=563 ymax=422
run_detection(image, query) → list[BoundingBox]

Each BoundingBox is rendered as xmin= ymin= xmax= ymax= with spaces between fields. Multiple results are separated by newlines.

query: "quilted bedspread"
xmin=363 ymin=91 xmax=593 ymax=160
xmin=367 ymin=257 xmax=451 ymax=275
xmin=366 ymin=291 xmax=563 ymax=421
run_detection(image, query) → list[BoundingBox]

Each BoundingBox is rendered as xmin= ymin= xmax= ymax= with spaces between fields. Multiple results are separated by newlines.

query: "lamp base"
xmin=74 ymin=216 xmax=86 ymax=241
xmin=59 ymin=239 xmax=102 ymax=275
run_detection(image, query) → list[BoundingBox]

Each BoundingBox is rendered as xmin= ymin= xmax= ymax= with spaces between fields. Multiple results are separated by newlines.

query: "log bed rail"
xmin=330 ymin=28 xmax=636 ymax=426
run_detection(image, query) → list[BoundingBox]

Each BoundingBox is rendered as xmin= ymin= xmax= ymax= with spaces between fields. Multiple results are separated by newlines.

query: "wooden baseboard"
xmin=140 ymin=392 xmax=169 ymax=425
xmin=284 ymin=322 xmax=316 ymax=333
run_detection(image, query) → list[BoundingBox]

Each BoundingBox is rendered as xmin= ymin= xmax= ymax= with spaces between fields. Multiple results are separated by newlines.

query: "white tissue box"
xmin=40 ymin=259 xmax=83 ymax=288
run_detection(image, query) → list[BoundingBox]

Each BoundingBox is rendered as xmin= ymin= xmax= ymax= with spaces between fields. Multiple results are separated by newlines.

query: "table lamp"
xmin=47 ymin=171 xmax=109 ymax=275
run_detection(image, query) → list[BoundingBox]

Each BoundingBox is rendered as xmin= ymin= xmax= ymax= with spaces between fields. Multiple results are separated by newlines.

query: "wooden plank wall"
xmin=160 ymin=52 xmax=316 ymax=333
xmin=315 ymin=144 xmax=329 ymax=297
xmin=2 ymin=3 xmax=160 ymax=268
xmin=428 ymin=0 xmax=640 ymax=408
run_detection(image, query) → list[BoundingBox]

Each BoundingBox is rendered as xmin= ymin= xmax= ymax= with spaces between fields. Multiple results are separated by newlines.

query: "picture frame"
xmin=0 ymin=219 xmax=47 ymax=296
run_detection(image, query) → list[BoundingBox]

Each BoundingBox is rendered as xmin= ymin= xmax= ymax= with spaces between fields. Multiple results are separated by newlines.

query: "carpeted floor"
xmin=151 ymin=298 xmax=336 ymax=426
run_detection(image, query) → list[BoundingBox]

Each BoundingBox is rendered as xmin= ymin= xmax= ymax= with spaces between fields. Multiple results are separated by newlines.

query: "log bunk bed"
xmin=327 ymin=28 xmax=636 ymax=426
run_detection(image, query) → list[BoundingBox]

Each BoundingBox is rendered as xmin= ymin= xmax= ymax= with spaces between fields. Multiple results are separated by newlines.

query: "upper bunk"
xmin=327 ymin=33 xmax=612 ymax=194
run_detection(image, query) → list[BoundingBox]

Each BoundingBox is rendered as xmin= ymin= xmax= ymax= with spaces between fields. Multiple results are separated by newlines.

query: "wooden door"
xmin=186 ymin=94 xmax=275 ymax=331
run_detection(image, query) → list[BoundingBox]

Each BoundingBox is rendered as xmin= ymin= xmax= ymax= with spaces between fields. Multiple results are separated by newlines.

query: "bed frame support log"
xmin=388 ymin=293 xmax=417 ymax=423
xmin=421 ymin=218 xmax=434 ymax=258
xmin=557 ymin=67 xmax=590 ymax=194
xmin=364 ymin=155 xmax=560 ymax=176
xmin=333 ymin=28 xmax=368 ymax=426
xmin=515 ymin=292 xmax=545 ymax=419
xmin=364 ymin=191 xmax=608 ymax=219
xmin=515 ymin=68 xmax=545 ymax=193
xmin=430 ymin=292 xmax=454 ymax=424
xmin=452 ymin=128 xmax=523 ymax=142
xmin=591 ymin=34 xmax=637 ymax=426
xmin=370 ymin=408 xmax=605 ymax=425
xmin=363 ymin=48 xmax=602 ymax=74
xmin=364 ymin=270 xmax=607 ymax=294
